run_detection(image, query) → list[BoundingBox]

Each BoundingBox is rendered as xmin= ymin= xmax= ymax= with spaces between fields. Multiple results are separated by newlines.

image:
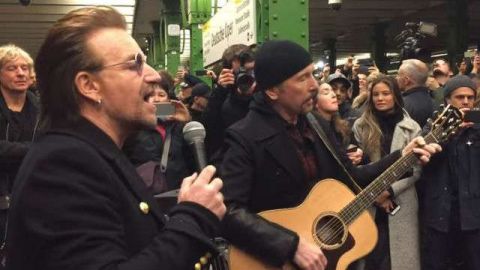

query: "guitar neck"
xmin=339 ymin=131 xmax=439 ymax=225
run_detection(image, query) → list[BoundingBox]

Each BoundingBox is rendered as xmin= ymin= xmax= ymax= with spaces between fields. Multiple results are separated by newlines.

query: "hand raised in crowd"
xmin=165 ymin=100 xmax=191 ymax=123
xmin=293 ymin=238 xmax=328 ymax=270
xmin=352 ymin=63 xmax=360 ymax=77
xmin=174 ymin=68 xmax=187 ymax=86
xmin=347 ymin=147 xmax=363 ymax=165
xmin=459 ymin=107 xmax=476 ymax=129
xmin=401 ymin=137 xmax=442 ymax=165
xmin=368 ymin=64 xmax=380 ymax=75
xmin=178 ymin=166 xmax=226 ymax=220
xmin=472 ymin=54 xmax=480 ymax=73
xmin=206 ymin=69 xmax=217 ymax=81
xmin=217 ymin=68 xmax=235 ymax=88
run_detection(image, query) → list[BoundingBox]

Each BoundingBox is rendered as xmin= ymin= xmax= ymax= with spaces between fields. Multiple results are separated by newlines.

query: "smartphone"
xmin=346 ymin=146 xmax=358 ymax=153
xmin=464 ymin=110 xmax=480 ymax=123
xmin=390 ymin=200 xmax=401 ymax=216
xmin=195 ymin=70 xmax=208 ymax=76
xmin=155 ymin=102 xmax=175 ymax=119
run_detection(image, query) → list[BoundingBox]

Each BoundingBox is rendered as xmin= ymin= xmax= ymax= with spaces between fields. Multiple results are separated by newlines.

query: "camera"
xmin=395 ymin=22 xmax=437 ymax=62
xmin=19 ymin=0 xmax=31 ymax=6
xmin=328 ymin=0 xmax=342 ymax=11
xmin=223 ymin=50 xmax=255 ymax=94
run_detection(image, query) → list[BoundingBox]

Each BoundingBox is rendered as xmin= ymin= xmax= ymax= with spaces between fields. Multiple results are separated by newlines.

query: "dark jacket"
xmin=402 ymin=86 xmax=434 ymax=128
xmin=123 ymin=121 xmax=194 ymax=191
xmin=216 ymin=92 xmax=401 ymax=267
xmin=419 ymin=123 xmax=480 ymax=232
xmin=6 ymin=118 xmax=220 ymax=270
xmin=0 ymin=91 xmax=39 ymax=177
xmin=203 ymin=84 xmax=251 ymax=158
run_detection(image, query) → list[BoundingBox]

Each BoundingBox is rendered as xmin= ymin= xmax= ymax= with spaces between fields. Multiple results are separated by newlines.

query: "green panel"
xmin=188 ymin=0 xmax=212 ymax=24
xmin=266 ymin=0 xmax=309 ymax=48
xmin=190 ymin=25 xmax=204 ymax=71
xmin=257 ymin=0 xmax=269 ymax=45
xmin=188 ymin=0 xmax=211 ymax=83
xmin=148 ymin=20 xmax=165 ymax=70
xmin=162 ymin=11 xmax=182 ymax=74
xmin=166 ymin=51 xmax=181 ymax=74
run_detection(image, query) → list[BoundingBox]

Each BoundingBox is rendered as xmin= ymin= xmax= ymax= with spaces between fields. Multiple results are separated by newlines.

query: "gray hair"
xmin=399 ymin=59 xmax=429 ymax=86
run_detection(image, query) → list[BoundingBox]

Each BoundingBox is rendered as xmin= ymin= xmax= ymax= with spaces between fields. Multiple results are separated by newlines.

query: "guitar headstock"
xmin=427 ymin=104 xmax=463 ymax=143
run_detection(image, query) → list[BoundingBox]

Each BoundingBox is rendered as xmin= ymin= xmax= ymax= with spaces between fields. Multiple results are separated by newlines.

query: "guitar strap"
xmin=160 ymin=130 xmax=172 ymax=173
xmin=306 ymin=113 xmax=362 ymax=193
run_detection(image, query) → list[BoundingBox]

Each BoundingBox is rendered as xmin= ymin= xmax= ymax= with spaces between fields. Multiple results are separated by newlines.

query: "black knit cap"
xmin=443 ymin=75 xmax=477 ymax=98
xmin=254 ymin=40 xmax=312 ymax=91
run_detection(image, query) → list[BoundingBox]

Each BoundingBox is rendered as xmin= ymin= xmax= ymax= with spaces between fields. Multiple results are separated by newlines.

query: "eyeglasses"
xmin=96 ymin=52 xmax=146 ymax=75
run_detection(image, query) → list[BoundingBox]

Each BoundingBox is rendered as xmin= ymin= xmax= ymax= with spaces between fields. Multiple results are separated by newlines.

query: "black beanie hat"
xmin=443 ymin=75 xmax=477 ymax=98
xmin=254 ymin=40 xmax=312 ymax=91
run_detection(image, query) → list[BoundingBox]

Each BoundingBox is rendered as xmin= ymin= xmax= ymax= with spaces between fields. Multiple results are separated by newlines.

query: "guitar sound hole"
xmin=315 ymin=214 xmax=345 ymax=246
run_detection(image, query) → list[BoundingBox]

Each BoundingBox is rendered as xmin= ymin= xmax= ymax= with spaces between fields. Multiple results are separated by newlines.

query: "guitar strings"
xmin=313 ymin=130 xmax=439 ymax=245
xmin=313 ymin=153 xmax=418 ymax=244
xmin=314 ymin=114 xmax=452 ymax=245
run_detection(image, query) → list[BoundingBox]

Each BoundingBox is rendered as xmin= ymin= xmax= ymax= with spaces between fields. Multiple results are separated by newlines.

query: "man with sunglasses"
xmin=6 ymin=6 xmax=225 ymax=270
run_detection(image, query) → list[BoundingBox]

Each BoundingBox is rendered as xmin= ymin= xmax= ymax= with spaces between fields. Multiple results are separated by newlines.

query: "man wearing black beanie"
xmin=419 ymin=75 xmax=480 ymax=270
xmin=216 ymin=40 xmax=441 ymax=270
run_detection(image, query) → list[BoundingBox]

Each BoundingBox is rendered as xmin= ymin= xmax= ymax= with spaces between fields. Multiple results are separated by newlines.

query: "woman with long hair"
xmin=315 ymin=82 xmax=363 ymax=165
xmin=352 ymin=75 xmax=422 ymax=270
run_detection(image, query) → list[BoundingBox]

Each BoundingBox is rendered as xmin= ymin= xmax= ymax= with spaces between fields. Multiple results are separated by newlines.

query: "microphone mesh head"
xmin=183 ymin=121 xmax=206 ymax=144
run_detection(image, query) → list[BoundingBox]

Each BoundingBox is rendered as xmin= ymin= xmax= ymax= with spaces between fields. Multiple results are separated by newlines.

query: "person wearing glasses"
xmin=6 ymin=6 xmax=225 ymax=270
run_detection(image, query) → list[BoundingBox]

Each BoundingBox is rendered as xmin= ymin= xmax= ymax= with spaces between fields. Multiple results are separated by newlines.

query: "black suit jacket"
xmin=6 ymin=118 xmax=220 ymax=270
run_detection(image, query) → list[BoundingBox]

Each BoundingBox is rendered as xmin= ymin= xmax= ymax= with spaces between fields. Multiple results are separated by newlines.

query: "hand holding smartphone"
xmin=464 ymin=109 xmax=480 ymax=123
xmin=155 ymin=102 xmax=176 ymax=120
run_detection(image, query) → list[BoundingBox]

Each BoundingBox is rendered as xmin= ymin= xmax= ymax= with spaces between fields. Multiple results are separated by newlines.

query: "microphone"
xmin=183 ymin=121 xmax=208 ymax=172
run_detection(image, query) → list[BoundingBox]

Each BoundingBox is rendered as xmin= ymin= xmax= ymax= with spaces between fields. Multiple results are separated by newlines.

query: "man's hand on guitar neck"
xmin=292 ymin=238 xmax=328 ymax=270
xmin=401 ymin=137 xmax=442 ymax=165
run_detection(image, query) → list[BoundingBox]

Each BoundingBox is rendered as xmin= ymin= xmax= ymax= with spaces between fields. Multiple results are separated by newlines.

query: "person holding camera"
xmin=203 ymin=44 xmax=255 ymax=158
xmin=419 ymin=75 xmax=480 ymax=270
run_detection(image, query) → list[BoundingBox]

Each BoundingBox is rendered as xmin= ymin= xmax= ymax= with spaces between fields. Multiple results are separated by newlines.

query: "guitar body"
xmin=228 ymin=179 xmax=378 ymax=270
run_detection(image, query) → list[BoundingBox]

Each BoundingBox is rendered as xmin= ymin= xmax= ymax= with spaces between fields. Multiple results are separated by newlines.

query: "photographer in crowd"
xmin=203 ymin=44 xmax=255 ymax=157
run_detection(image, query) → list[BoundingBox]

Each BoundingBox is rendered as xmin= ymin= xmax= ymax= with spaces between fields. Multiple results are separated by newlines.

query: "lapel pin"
xmin=139 ymin=202 xmax=149 ymax=214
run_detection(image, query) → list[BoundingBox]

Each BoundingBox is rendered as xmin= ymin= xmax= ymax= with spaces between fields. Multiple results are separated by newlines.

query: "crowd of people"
xmin=0 ymin=5 xmax=479 ymax=270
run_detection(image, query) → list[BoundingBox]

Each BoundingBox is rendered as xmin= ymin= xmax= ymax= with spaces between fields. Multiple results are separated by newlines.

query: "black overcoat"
xmin=6 ymin=118 xmax=220 ymax=270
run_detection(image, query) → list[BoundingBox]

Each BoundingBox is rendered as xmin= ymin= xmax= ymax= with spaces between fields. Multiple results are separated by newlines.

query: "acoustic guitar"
xmin=228 ymin=105 xmax=463 ymax=270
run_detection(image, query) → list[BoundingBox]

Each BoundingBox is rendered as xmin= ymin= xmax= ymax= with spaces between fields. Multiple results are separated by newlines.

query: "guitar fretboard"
xmin=339 ymin=129 xmax=441 ymax=225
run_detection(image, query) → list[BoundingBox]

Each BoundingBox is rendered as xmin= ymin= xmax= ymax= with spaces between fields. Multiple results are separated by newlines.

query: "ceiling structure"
xmin=308 ymin=0 xmax=480 ymax=62
xmin=1 ymin=0 xmax=479 ymax=64
xmin=0 ymin=0 xmax=136 ymax=57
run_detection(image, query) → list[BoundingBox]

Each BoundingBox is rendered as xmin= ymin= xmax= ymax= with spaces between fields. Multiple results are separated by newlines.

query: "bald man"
xmin=396 ymin=59 xmax=435 ymax=128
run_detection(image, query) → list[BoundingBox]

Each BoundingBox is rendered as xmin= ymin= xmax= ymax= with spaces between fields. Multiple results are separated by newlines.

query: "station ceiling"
xmin=1 ymin=0 xmax=479 ymax=62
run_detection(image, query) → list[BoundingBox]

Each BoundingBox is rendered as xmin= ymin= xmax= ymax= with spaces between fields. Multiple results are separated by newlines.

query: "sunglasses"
xmin=96 ymin=52 xmax=146 ymax=74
